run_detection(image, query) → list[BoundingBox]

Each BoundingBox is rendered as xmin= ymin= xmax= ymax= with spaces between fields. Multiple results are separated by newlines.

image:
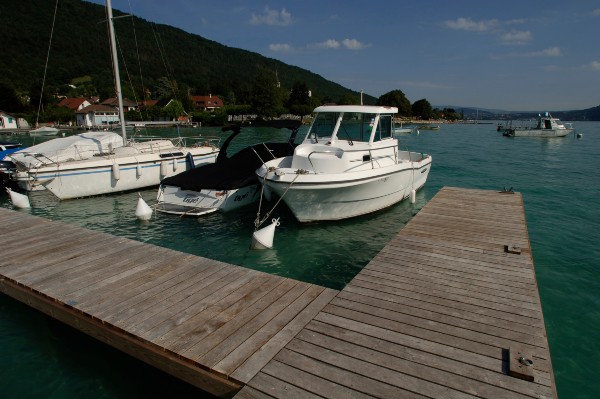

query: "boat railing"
xmin=130 ymin=135 xmax=221 ymax=149
xmin=306 ymin=143 xmax=400 ymax=171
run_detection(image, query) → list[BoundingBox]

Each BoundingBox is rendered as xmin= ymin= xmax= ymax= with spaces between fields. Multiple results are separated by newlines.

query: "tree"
xmin=162 ymin=99 xmax=184 ymax=120
xmin=250 ymin=68 xmax=281 ymax=119
xmin=288 ymin=81 xmax=313 ymax=116
xmin=412 ymin=99 xmax=434 ymax=120
xmin=153 ymin=77 xmax=176 ymax=100
xmin=377 ymin=90 xmax=412 ymax=117
xmin=0 ymin=82 xmax=24 ymax=112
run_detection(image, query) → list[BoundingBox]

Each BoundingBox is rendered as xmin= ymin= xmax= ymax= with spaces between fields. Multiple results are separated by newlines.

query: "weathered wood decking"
xmin=238 ymin=187 xmax=556 ymax=398
xmin=0 ymin=187 xmax=556 ymax=398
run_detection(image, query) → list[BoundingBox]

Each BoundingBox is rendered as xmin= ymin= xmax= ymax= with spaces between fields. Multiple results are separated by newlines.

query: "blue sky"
xmin=98 ymin=0 xmax=600 ymax=111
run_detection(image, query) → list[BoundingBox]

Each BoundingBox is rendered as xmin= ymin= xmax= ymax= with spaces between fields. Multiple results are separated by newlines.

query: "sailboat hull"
xmin=21 ymin=149 xmax=217 ymax=200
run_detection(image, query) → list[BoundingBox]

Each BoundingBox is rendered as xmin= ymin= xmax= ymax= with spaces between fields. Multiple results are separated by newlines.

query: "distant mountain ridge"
xmin=0 ymin=0 xmax=375 ymax=105
xmin=435 ymin=106 xmax=600 ymax=121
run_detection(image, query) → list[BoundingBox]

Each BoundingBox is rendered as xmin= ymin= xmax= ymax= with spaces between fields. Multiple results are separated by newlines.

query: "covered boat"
xmin=156 ymin=121 xmax=301 ymax=216
xmin=256 ymin=105 xmax=432 ymax=222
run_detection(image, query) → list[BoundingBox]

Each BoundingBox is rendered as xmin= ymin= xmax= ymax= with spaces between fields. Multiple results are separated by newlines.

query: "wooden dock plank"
xmin=229 ymin=287 xmax=338 ymax=384
xmin=0 ymin=208 xmax=334 ymax=397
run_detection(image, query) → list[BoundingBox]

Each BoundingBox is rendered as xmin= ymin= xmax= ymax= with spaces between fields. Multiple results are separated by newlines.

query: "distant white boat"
xmin=256 ymin=105 xmax=432 ymax=222
xmin=29 ymin=126 xmax=59 ymax=136
xmin=393 ymin=122 xmax=412 ymax=134
xmin=504 ymin=112 xmax=574 ymax=137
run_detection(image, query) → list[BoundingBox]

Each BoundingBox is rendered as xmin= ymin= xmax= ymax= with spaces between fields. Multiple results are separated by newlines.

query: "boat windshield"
xmin=308 ymin=112 xmax=389 ymax=142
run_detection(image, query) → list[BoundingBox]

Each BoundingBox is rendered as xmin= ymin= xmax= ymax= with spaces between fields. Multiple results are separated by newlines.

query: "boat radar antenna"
xmin=106 ymin=0 xmax=128 ymax=143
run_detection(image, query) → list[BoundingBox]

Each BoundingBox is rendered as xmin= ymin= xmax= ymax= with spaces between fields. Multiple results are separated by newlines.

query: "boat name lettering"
xmin=183 ymin=194 xmax=199 ymax=204
xmin=234 ymin=192 xmax=249 ymax=202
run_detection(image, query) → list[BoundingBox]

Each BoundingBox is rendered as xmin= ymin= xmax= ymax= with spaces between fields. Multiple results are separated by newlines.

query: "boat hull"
xmin=156 ymin=184 xmax=261 ymax=216
xmin=16 ymin=149 xmax=218 ymax=199
xmin=504 ymin=128 xmax=572 ymax=138
xmin=259 ymin=155 xmax=431 ymax=222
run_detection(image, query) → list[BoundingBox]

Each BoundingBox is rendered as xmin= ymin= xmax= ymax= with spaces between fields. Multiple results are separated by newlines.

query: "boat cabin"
xmin=305 ymin=105 xmax=396 ymax=145
xmin=293 ymin=105 xmax=399 ymax=173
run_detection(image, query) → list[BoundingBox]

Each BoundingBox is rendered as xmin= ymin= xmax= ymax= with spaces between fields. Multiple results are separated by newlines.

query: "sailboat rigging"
xmin=3 ymin=0 xmax=219 ymax=200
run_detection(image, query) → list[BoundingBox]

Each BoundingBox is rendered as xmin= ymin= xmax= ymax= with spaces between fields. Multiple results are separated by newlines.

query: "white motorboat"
xmin=29 ymin=126 xmax=59 ymax=136
xmin=3 ymin=0 xmax=218 ymax=200
xmin=256 ymin=105 xmax=432 ymax=222
xmin=503 ymin=112 xmax=574 ymax=137
xmin=156 ymin=121 xmax=301 ymax=216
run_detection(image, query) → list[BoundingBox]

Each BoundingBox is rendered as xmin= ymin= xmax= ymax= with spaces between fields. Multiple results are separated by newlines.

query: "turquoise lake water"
xmin=1 ymin=122 xmax=598 ymax=398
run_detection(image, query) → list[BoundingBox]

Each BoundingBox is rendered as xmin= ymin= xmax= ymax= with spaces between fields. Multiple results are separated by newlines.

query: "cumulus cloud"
xmin=271 ymin=38 xmax=369 ymax=53
xmin=268 ymin=43 xmax=294 ymax=52
xmin=445 ymin=17 xmax=498 ymax=32
xmin=250 ymin=7 xmax=292 ymax=26
xmin=500 ymin=30 xmax=533 ymax=45
xmin=583 ymin=60 xmax=600 ymax=71
xmin=531 ymin=47 xmax=562 ymax=57
xmin=311 ymin=39 xmax=341 ymax=50
xmin=342 ymin=39 xmax=370 ymax=50
xmin=593 ymin=9 xmax=600 ymax=16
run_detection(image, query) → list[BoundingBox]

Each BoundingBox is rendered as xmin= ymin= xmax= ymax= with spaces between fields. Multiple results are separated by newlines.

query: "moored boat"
xmin=503 ymin=112 xmax=573 ymax=137
xmin=29 ymin=126 xmax=59 ymax=136
xmin=156 ymin=121 xmax=301 ymax=216
xmin=2 ymin=0 xmax=219 ymax=200
xmin=256 ymin=105 xmax=432 ymax=222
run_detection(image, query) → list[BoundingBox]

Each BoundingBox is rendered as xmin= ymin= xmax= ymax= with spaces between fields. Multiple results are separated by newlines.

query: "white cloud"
xmin=531 ymin=47 xmax=562 ymax=57
xmin=500 ymin=30 xmax=533 ymax=45
xmin=250 ymin=7 xmax=292 ymax=26
xmin=583 ymin=61 xmax=600 ymax=71
xmin=342 ymin=39 xmax=370 ymax=50
xmin=445 ymin=17 xmax=498 ymax=32
xmin=269 ymin=43 xmax=294 ymax=52
xmin=275 ymin=38 xmax=369 ymax=52
xmin=311 ymin=39 xmax=340 ymax=49
xmin=592 ymin=9 xmax=600 ymax=16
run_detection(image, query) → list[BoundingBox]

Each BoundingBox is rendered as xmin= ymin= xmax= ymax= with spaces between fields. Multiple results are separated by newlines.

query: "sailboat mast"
xmin=106 ymin=0 xmax=127 ymax=142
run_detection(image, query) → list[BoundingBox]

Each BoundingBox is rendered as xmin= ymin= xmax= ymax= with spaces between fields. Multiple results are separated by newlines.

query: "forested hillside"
xmin=0 ymin=0 xmax=372 ymax=109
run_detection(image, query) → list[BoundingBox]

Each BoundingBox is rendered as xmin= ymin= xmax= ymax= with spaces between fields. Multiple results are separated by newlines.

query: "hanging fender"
xmin=112 ymin=162 xmax=120 ymax=180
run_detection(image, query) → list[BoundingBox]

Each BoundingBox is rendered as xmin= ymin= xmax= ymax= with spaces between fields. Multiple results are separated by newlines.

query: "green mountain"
xmin=0 ymin=0 xmax=374 ymax=106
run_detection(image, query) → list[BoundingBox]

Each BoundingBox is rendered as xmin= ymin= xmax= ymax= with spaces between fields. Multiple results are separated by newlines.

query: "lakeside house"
xmin=57 ymin=97 xmax=92 ymax=112
xmin=0 ymin=111 xmax=19 ymax=130
xmin=102 ymin=97 xmax=139 ymax=111
xmin=76 ymin=104 xmax=119 ymax=128
xmin=0 ymin=111 xmax=30 ymax=131
xmin=191 ymin=94 xmax=223 ymax=111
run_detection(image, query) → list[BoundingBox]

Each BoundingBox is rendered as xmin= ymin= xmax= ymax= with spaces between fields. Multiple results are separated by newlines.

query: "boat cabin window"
xmin=308 ymin=112 xmax=381 ymax=143
xmin=308 ymin=112 xmax=338 ymax=141
xmin=376 ymin=115 xmax=393 ymax=142
xmin=337 ymin=112 xmax=378 ymax=142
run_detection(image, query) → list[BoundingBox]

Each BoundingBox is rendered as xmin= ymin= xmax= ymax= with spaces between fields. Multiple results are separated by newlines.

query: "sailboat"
xmin=4 ymin=0 xmax=218 ymax=200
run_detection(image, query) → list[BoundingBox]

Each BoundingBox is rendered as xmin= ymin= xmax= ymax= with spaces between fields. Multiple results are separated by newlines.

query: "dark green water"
xmin=1 ymin=123 xmax=598 ymax=398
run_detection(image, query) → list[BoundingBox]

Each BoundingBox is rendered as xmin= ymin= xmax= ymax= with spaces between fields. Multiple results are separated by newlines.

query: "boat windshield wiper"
xmin=340 ymin=126 xmax=354 ymax=146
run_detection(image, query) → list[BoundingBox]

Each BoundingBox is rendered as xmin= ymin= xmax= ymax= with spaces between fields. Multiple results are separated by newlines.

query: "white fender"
xmin=251 ymin=218 xmax=280 ymax=250
xmin=6 ymin=188 xmax=31 ymax=209
xmin=112 ymin=162 xmax=120 ymax=180
xmin=410 ymin=189 xmax=416 ymax=204
xmin=173 ymin=158 xmax=179 ymax=171
xmin=160 ymin=161 xmax=168 ymax=177
xmin=136 ymin=163 xmax=142 ymax=178
xmin=135 ymin=193 xmax=153 ymax=221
